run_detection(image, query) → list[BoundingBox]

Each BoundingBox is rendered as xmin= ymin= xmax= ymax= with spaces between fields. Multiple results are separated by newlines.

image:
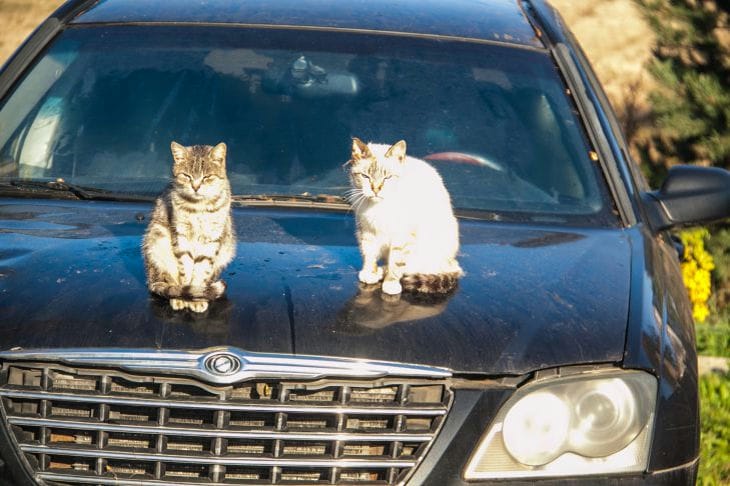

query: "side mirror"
xmin=642 ymin=165 xmax=730 ymax=231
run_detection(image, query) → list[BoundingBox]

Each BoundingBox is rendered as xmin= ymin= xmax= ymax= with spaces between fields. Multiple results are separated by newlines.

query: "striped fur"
xmin=401 ymin=272 xmax=460 ymax=294
xmin=142 ymin=142 xmax=236 ymax=313
xmin=149 ymin=281 xmax=227 ymax=301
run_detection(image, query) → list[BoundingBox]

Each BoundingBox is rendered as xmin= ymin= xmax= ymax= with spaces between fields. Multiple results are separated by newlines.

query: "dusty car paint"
xmin=0 ymin=199 xmax=631 ymax=375
xmin=622 ymin=224 xmax=700 ymax=470
xmin=71 ymin=0 xmax=544 ymax=48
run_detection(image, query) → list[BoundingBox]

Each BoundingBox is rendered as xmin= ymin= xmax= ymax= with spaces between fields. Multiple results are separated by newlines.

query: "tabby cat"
xmin=142 ymin=142 xmax=236 ymax=313
xmin=346 ymin=138 xmax=463 ymax=295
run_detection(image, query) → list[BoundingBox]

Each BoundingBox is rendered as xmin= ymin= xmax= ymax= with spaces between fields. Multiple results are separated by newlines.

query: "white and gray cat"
xmin=346 ymin=138 xmax=463 ymax=295
xmin=142 ymin=142 xmax=236 ymax=313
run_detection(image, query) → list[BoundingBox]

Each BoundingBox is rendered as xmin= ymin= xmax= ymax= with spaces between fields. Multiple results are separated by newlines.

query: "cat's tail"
xmin=401 ymin=272 xmax=461 ymax=294
xmin=150 ymin=281 xmax=227 ymax=301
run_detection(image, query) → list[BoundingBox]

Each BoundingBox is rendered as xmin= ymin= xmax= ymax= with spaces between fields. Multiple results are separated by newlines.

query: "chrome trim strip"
xmin=0 ymin=346 xmax=451 ymax=384
xmin=8 ymin=416 xmax=435 ymax=442
xmin=20 ymin=444 xmax=417 ymax=468
xmin=0 ymin=389 xmax=447 ymax=415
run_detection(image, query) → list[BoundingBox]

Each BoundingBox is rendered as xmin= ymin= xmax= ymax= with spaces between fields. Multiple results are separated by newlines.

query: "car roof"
xmin=71 ymin=0 xmax=544 ymax=49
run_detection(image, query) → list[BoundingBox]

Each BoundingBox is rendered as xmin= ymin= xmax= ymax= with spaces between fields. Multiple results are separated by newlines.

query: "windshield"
xmin=0 ymin=26 xmax=616 ymax=224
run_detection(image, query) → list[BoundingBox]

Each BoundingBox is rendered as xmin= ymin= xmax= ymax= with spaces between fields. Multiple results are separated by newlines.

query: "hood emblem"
xmin=205 ymin=352 xmax=241 ymax=376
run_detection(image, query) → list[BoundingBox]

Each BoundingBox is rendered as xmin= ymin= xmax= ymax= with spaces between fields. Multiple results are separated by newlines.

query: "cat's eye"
xmin=203 ymin=175 xmax=217 ymax=182
xmin=384 ymin=175 xmax=393 ymax=180
xmin=177 ymin=173 xmax=192 ymax=181
xmin=356 ymin=173 xmax=370 ymax=180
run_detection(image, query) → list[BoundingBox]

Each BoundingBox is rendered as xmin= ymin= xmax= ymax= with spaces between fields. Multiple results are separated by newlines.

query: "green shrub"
xmin=696 ymin=321 xmax=730 ymax=358
xmin=634 ymin=0 xmax=730 ymax=180
xmin=699 ymin=371 xmax=730 ymax=484
xmin=707 ymin=226 xmax=730 ymax=313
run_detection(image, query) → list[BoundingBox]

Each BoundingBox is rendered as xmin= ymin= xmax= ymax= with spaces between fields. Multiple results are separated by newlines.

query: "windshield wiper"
xmin=232 ymin=193 xmax=350 ymax=209
xmin=2 ymin=179 xmax=153 ymax=202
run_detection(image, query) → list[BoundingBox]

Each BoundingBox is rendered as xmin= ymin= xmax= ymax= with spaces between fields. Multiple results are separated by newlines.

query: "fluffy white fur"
xmin=347 ymin=138 xmax=462 ymax=295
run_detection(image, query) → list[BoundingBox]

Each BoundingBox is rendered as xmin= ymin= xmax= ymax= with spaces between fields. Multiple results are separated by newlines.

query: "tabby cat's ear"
xmin=170 ymin=141 xmax=188 ymax=164
xmin=385 ymin=140 xmax=407 ymax=163
xmin=351 ymin=137 xmax=372 ymax=160
xmin=210 ymin=142 xmax=227 ymax=166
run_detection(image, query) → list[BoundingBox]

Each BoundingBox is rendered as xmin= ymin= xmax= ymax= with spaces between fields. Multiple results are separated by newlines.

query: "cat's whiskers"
xmin=343 ymin=188 xmax=361 ymax=199
xmin=344 ymin=189 xmax=369 ymax=214
xmin=351 ymin=195 xmax=367 ymax=213
xmin=343 ymin=188 xmax=366 ymax=211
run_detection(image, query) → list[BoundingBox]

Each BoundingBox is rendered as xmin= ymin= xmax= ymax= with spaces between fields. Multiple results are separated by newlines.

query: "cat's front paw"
xmin=186 ymin=300 xmax=209 ymax=313
xmin=170 ymin=298 xmax=186 ymax=311
xmin=358 ymin=266 xmax=384 ymax=285
xmin=209 ymin=280 xmax=227 ymax=300
xmin=381 ymin=279 xmax=402 ymax=295
xmin=380 ymin=291 xmax=402 ymax=303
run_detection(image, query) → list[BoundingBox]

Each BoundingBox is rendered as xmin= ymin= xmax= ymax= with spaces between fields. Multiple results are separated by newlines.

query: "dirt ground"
xmin=0 ymin=0 xmax=63 ymax=64
xmin=0 ymin=0 xmax=653 ymax=126
xmin=550 ymin=0 xmax=655 ymax=135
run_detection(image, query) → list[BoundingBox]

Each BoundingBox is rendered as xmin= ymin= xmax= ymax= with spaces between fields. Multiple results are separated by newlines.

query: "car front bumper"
xmin=0 ymin=368 xmax=698 ymax=485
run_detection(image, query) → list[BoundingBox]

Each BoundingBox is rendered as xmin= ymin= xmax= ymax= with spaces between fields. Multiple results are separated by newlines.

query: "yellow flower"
xmin=679 ymin=228 xmax=715 ymax=323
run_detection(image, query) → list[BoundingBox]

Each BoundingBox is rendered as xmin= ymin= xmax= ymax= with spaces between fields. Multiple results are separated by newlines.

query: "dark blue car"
xmin=1 ymin=0 xmax=729 ymax=484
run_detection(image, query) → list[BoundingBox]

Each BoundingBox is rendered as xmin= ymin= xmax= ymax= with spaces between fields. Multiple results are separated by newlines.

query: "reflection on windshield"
xmin=0 ymin=26 xmax=616 ymax=224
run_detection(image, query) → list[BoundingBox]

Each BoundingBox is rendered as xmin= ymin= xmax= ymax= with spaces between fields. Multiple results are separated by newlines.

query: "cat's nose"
xmin=192 ymin=182 xmax=201 ymax=192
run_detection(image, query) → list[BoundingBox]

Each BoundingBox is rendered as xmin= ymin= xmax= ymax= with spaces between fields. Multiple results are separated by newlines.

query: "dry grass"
xmin=0 ymin=0 xmax=63 ymax=66
xmin=550 ymin=0 xmax=655 ymax=129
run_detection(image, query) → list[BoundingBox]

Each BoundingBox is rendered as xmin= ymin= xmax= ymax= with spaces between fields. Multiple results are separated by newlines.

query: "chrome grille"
xmin=0 ymin=362 xmax=451 ymax=485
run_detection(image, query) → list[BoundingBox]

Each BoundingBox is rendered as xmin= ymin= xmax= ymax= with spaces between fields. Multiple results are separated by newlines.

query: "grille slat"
xmin=0 ymin=389 xmax=446 ymax=415
xmin=21 ymin=444 xmax=418 ymax=468
xmin=37 ymin=471 xmax=261 ymax=485
xmin=1 ymin=363 xmax=451 ymax=485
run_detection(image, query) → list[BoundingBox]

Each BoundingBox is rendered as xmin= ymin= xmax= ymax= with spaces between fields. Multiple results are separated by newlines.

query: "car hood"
xmin=0 ymin=200 xmax=631 ymax=375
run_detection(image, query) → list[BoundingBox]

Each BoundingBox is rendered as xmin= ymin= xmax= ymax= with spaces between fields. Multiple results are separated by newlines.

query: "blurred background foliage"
xmin=635 ymin=0 xmax=729 ymax=178
xmin=633 ymin=0 xmax=729 ymax=327
xmin=699 ymin=371 xmax=730 ymax=484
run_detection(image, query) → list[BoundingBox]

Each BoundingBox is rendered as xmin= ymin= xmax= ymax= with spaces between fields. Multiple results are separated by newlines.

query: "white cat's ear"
xmin=385 ymin=140 xmax=407 ymax=162
xmin=351 ymin=137 xmax=372 ymax=160
xmin=170 ymin=141 xmax=188 ymax=164
xmin=210 ymin=142 xmax=227 ymax=165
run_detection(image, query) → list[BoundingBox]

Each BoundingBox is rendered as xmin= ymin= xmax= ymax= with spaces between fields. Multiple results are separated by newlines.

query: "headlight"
xmin=463 ymin=369 xmax=657 ymax=480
